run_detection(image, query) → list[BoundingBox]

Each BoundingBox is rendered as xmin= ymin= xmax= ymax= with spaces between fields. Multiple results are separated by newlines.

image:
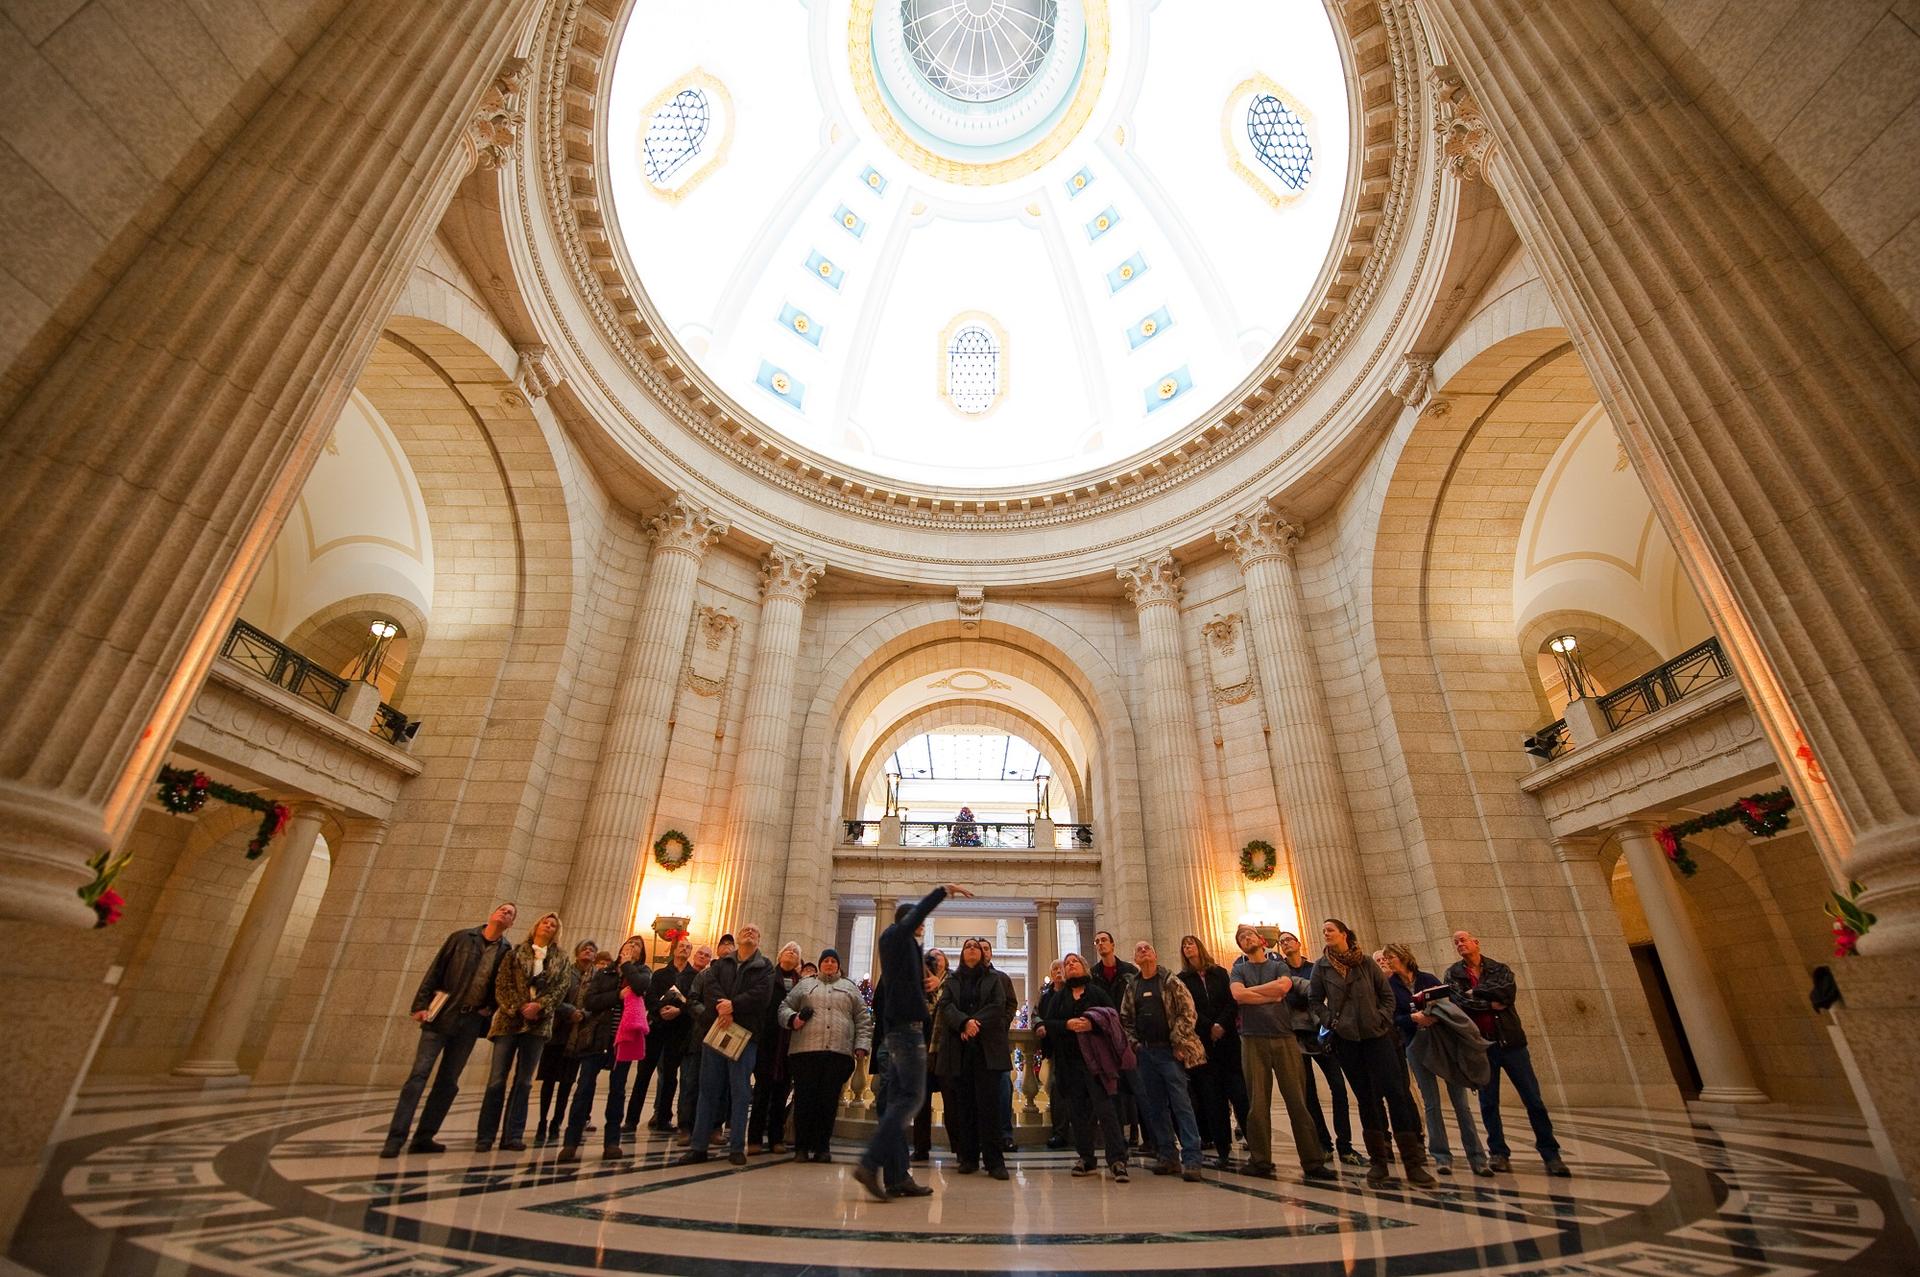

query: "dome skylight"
xmin=604 ymin=1 xmax=1351 ymax=488
xmin=902 ymin=0 xmax=1059 ymax=103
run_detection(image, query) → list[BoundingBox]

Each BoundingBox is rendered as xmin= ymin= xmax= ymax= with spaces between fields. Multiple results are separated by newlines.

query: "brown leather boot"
xmin=1364 ymin=1130 xmax=1395 ymax=1187
xmin=1395 ymin=1132 xmax=1438 ymax=1187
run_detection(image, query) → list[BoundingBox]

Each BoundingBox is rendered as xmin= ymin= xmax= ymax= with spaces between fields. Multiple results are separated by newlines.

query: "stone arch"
xmin=269 ymin=315 xmax=590 ymax=1085
xmin=1516 ymin=608 xmax=1664 ymax=718
xmin=1365 ymin=329 xmax=1676 ymax=1108
xmin=848 ymin=699 xmax=1091 ymax=824
xmin=777 ymin=602 xmax=1148 ymax=953
xmin=286 ymin=591 xmax=430 ymax=705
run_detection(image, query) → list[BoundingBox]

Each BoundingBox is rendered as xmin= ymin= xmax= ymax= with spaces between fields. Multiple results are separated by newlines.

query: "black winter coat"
xmin=1177 ymin=965 xmax=1239 ymax=1062
xmin=567 ymin=965 xmax=625 ymax=1056
xmin=410 ymin=925 xmax=510 ymax=1019
xmin=688 ymin=951 xmax=775 ymax=1040
xmin=935 ymin=962 xmax=1011 ymax=1076
xmin=645 ymin=960 xmax=697 ymax=1049
xmin=1039 ymin=979 xmax=1114 ymax=1067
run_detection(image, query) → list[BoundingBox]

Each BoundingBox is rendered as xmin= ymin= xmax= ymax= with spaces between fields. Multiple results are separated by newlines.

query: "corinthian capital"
xmin=761 ymin=547 xmax=825 ymax=603
xmin=1214 ymin=505 xmax=1301 ymax=568
xmin=464 ymin=57 xmax=529 ymax=173
xmin=1430 ymin=65 xmax=1496 ymax=184
xmin=649 ymin=494 xmax=728 ymax=559
xmin=1117 ymin=551 xmax=1183 ymax=609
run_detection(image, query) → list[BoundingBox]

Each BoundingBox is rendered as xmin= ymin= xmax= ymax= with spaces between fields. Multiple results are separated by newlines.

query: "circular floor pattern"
xmin=13 ymin=1085 xmax=1916 ymax=1275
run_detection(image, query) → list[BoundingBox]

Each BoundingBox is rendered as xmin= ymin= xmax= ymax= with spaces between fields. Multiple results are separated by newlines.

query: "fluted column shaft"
xmin=176 ymin=804 xmax=330 ymax=1078
xmin=1118 ymin=553 xmax=1223 ymax=952
xmin=0 ymin=1 xmax=538 ymax=927
xmin=1421 ymin=0 xmax=1920 ymax=949
xmin=1033 ymin=898 xmax=1059 ymax=990
xmin=1218 ymin=510 xmax=1374 ymax=944
xmin=564 ymin=498 xmax=726 ymax=947
xmin=1611 ymin=822 xmax=1766 ymax=1103
xmin=709 ymin=549 xmax=823 ymax=933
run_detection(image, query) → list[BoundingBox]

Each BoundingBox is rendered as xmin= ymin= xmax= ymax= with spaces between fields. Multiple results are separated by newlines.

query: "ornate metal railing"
xmin=1521 ymin=719 xmax=1570 ymax=762
xmin=221 ymin=619 xmax=348 ymax=714
xmin=1598 ymin=637 xmax=1732 ymax=731
xmin=839 ymin=820 xmax=1098 ymax=849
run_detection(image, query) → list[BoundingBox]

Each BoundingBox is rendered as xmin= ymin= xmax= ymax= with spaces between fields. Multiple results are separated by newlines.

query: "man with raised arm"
xmin=854 ymin=883 xmax=975 ymax=1202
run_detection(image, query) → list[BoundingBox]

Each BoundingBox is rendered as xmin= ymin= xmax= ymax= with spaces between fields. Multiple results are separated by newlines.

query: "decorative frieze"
xmin=684 ymin=605 xmax=738 ymax=698
xmin=1389 ymin=354 xmax=1436 ymax=410
xmin=1201 ymin=612 xmax=1256 ymax=707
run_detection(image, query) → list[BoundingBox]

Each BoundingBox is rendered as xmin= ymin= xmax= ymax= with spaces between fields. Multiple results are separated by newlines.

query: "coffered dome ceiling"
xmin=603 ymin=0 xmax=1352 ymax=487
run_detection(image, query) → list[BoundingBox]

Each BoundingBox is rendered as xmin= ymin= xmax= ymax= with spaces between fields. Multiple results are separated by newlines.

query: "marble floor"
xmin=9 ymin=1083 xmax=1914 ymax=1276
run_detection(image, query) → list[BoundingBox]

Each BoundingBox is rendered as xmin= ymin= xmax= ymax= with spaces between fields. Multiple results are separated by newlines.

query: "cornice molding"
xmin=515 ymin=0 xmax=1440 ymax=542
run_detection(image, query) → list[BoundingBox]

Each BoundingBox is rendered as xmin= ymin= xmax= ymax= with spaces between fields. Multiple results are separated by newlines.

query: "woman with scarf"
xmin=935 ymin=938 xmax=1013 ymax=1179
xmin=749 ymin=941 xmax=805 ymax=1155
xmin=476 ymin=911 xmax=572 ymax=1152
xmin=1040 ymin=951 xmax=1130 ymax=1182
xmin=1310 ymin=919 xmax=1437 ymax=1188
xmin=1176 ymin=934 xmax=1246 ymax=1168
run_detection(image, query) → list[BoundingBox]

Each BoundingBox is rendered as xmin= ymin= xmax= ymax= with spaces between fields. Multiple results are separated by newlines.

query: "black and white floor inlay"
xmin=12 ymin=1084 xmax=1914 ymax=1275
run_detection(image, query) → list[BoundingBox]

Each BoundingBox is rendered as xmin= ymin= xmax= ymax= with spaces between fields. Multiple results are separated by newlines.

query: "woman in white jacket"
xmin=779 ymin=948 xmax=874 ymax=1162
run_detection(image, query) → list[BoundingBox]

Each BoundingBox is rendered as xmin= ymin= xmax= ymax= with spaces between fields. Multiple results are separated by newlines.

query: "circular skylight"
xmin=604 ymin=1 xmax=1351 ymax=488
xmin=902 ymin=0 xmax=1059 ymax=103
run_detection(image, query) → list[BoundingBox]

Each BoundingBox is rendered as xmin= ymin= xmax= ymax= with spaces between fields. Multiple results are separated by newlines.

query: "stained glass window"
xmin=1247 ymin=94 xmax=1311 ymax=192
xmin=946 ymin=324 xmax=999 ymax=414
xmin=644 ymin=88 xmax=711 ymax=186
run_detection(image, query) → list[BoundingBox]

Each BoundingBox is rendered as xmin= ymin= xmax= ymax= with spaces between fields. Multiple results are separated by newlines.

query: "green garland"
xmin=1239 ymin=839 xmax=1278 ymax=882
xmin=653 ymin=828 xmax=693 ymax=871
xmin=156 ymin=765 xmax=290 ymax=859
xmin=1655 ymin=787 xmax=1795 ymax=877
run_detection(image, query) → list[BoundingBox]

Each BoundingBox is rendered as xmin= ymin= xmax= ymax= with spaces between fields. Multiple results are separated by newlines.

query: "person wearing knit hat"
xmin=780 ymin=947 xmax=873 ymax=1162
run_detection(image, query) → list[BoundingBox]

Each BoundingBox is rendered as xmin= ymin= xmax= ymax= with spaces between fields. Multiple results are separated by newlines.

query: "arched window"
xmin=902 ymin=0 xmax=1058 ymax=103
xmin=946 ymin=324 xmax=999 ymax=415
xmin=1247 ymin=93 xmax=1311 ymax=192
xmin=644 ymin=88 xmax=711 ymax=186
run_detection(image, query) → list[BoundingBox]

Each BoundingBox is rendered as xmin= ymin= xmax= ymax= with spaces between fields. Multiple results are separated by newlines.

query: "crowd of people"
xmin=381 ymin=889 xmax=1572 ymax=1200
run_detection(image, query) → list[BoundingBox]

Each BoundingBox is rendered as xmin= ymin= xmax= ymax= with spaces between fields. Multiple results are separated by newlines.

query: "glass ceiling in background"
xmin=605 ymin=0 xmax=1350 ymax=487
xmin=888 ymin=732 xmax=1051 ymax=781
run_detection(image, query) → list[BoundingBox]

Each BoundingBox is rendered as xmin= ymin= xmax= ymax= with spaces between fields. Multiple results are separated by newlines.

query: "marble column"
xmin=1216 ymin=507 xmax=1374 ymax=944
xmin=1420 ymin=1 xmax=1920 ymax=949
xmin=709 ymin=549 xmax=824 ymax=934
xmin=1610 ymin=822 xmax=1767 ymax=1104
xmin=0 ymin=3 xmax=539 ymax=927
xmin=175 ymin=804 xmax=330 ymax=1079
xmin=1033 ymin=899 xmax=1059 ymax=989
xmin=871 ymin=896 xmax=897 ymax=984
xmin=563 ymin=496 xmax=727 ymax=946
xmin=1116 ymin=553 xmax=1222 ymax=951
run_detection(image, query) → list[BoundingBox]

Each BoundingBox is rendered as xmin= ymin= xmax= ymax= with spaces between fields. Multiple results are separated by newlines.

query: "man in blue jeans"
xmin=1444 ymin=930 xmax=1571 ymax=1177
xmin=381 ymin=902 xmax=516 ymax=1158
xmin=676 ymin=924 xmax=774 ymax=1168
xmin=1120 ymin=940 xmax=1206 ymax=1181
xmin=854 ymin=882 xmax=973 ymax=1202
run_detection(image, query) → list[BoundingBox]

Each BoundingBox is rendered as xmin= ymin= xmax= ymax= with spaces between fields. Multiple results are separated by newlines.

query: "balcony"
xmin=840 ymin=819 xmax=1094 ymax=850
xmin=834 ymin=816 xmax=1102 ymax=897
xmin=221 ymin=619 xmax=418 ymax=747
xmin=1519 ymin=640 xmax=1777 ymax=838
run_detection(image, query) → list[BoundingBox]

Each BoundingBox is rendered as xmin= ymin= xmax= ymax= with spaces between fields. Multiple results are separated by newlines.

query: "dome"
xmin=604 ymin=0 xmax=1351 ymax=488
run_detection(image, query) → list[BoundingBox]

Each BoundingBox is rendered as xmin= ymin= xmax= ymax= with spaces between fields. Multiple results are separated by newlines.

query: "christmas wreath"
xmin=1240 ymin=839 xmax=1278 ymax=882
xmin=156 ymin=765 xmax=290 ymax=859
xmin=652 ymin=829 xmax=693 ymax=871
xmin=1653 ymin=787 xmax=1795 ymax=877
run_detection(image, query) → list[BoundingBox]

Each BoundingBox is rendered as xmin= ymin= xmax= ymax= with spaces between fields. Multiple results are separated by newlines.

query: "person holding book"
xmin=1383 ymin=942 xmax=1488 ymax=1177
xmin=781 ymin=947 xmax=871 ymax=1162
xmin=677 ymin=924 xmax=775 ymax=1167
xmin=854 ymin=883 xmax=974 ymax=1202
xmin=381 ymin=901 xmax=516 ymax=1158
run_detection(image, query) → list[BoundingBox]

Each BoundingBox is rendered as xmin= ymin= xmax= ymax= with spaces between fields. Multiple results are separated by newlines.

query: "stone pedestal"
xmin=175 ymin=805 xmax=330 ymax=1080
xmin=337 ymin=681 xmax=384 ymax=732
xmin=0 ymin=922 xmax=119 ymax=1245
xmin=1562 ymin=696 xmax=1608 ymax=747
xmin=1611 ymin=821 xmax=1766 ymax=1104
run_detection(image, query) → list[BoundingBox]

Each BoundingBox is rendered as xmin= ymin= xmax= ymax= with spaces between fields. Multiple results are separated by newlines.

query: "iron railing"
xmin=221 ymin=619 xmax=348 ymax=714
xmin=1598 ymin=637 xmax=1732 ymax=731
xmin=371 ymin=702 xmax=415 ymax=747
xmin=839 ymin=819 xmax=1097 ymax=849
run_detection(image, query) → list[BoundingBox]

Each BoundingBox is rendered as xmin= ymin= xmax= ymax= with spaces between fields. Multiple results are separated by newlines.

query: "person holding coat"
xmin=1042 ymin=952 xmax=1131 ymax=1182
xmin=935 ymin=938 xmax=1013 ymax=1180
xmin=1382 ymin=942 xmax=1488 ymax=1177
xmin=780 ymin=947 xmax=872 ymax=1162
xmin=476 ymin=911 xmax=572 ymax=1152
xmin=1309 ymin=919 xmax=1436 ymax=1188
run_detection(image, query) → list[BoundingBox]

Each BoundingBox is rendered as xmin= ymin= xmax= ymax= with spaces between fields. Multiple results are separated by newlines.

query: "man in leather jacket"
xmin=1444 ymin=930 xmax=1570 ymax=1177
